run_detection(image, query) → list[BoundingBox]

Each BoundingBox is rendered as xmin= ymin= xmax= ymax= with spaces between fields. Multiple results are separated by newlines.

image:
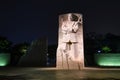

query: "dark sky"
xmin=0 ymin=0 xmax=120 ymax=45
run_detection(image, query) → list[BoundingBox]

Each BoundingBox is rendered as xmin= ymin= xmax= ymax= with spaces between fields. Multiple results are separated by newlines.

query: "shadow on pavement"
xmin=0 ymin=75 xmax=26 ymax=80
xmin=0 ymin=75 xmax=119 ymax=80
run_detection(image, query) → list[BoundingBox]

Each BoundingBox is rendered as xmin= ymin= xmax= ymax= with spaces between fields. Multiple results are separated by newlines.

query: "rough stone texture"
xmin=56 ymin=13 xmax=84 ymax=70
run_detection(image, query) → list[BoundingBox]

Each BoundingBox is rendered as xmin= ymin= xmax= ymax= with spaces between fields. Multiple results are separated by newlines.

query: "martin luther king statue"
xmin=56 ymin=13 xmax=84 ymax=70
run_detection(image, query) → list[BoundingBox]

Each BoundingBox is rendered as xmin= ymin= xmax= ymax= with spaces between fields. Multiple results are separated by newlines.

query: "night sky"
xmin=0 ymin=0 xmax=120 ymax=45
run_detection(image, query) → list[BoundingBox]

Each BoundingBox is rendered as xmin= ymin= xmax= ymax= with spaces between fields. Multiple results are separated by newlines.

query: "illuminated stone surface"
xmin=56 ymin=13 xmax=84 ymax=70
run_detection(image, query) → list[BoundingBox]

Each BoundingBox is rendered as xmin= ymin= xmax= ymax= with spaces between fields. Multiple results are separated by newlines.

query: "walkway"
xmin=0 ymin=67 xmax=120 ymax=80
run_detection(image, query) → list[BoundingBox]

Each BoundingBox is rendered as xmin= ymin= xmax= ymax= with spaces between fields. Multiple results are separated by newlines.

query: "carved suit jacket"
xmin=61 ymin=21 xmax=79 ymax=43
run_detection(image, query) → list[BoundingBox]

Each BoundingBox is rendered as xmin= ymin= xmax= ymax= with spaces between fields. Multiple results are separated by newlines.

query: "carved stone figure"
xmin=57 ymin=13 xmax=84 ymax=70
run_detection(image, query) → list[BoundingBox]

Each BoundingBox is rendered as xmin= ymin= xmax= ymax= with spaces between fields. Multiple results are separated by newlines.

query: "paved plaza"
xmin=0 ymin=67 xmax=120 ymax=80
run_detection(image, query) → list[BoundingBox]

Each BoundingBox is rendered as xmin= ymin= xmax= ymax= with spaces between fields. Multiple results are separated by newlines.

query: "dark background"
xmin=0 ymin=0 xmax=120 ymax=45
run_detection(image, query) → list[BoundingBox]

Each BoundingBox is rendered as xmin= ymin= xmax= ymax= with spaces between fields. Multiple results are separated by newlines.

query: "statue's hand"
xmin=72 ymin=29 xmax=76 ymax=33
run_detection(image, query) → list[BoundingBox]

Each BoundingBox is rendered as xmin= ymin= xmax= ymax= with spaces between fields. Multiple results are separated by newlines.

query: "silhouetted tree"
xmin=11 ymin=42 xmax=30 ymax=65
xmin=0 ymin=36 xmax=12 ymax=53
xmin=84 ymin=32 xmax=104 ymax=54
xmin=84 ymin=32 xmax=103 ymax=66
xmin=103 ymin=33 xmax=120 ymax=53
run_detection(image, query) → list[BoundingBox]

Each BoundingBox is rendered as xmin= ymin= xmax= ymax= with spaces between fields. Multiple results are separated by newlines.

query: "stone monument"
xmin=56 ymin=13 xmax=84 ymax=70
xmin=18 ymin=37 xmax=47 ymax=67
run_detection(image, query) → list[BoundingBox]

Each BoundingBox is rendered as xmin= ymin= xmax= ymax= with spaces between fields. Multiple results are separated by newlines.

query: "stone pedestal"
xmin=56 ymin=13 xmax=84 ymax=70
